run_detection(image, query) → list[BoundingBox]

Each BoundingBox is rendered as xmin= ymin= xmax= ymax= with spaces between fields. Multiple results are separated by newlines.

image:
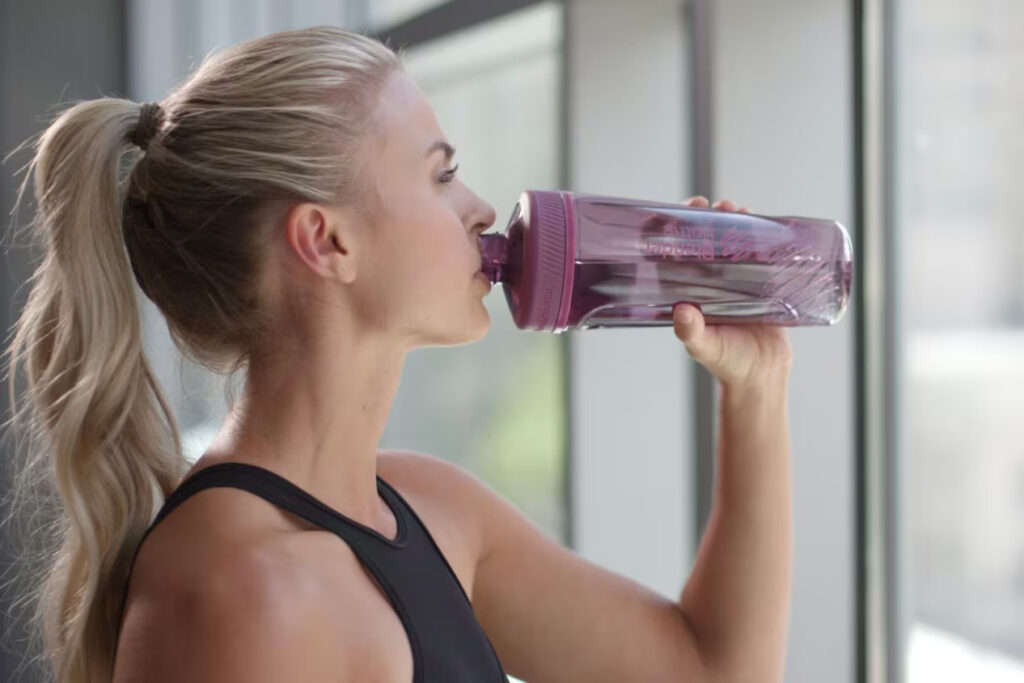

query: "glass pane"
xmin=897 ymin=2 xmax=1024 ymax=681
xmin=382 ymin=2 xmax=567 ymax=546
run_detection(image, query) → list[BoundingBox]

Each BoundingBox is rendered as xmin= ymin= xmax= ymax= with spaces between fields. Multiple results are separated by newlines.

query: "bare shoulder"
xmin=376 ymin=449 xmax=492 ymax=547
xmin=114 ymin=529 xmax=347 ymax=682
xmin=114 ymin=487 xmax=399 ymax=682
xmin=377 ymin=448 xmax=489 ymax=500
xmin=115 ymin=451 xmax=494 ymax=681
xmin=375 ymin=449 xmax=516 ymax=570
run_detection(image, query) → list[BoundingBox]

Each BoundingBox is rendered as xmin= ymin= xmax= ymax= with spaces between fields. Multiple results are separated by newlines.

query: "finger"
xmin=683 ymin=195 xmax=710 ymax=208
xmin=673 ymin=303 xmax=709 ymax=348
xmin=673 ymin=303 xmax=724 ymax=371
xmin=739 ymin=206 xmax=751 ymax=213
xmin=712 ymin=199 xmax=739 ymax=212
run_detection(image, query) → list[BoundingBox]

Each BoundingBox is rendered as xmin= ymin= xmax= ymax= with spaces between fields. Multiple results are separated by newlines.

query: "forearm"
xmin=678 ymin=378 xmax=793 ymax=683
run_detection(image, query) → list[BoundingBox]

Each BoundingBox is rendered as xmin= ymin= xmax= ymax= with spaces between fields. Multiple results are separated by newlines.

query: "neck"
xmin=198 ymin=321 xmax=408 ymax=524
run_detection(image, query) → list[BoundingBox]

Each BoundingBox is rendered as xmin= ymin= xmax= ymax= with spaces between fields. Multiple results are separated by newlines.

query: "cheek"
xmin=369 ymin=183 xmax=470 ymax=297
xmin=399 ymin=200 xmax=467 ymax=268
xmin=381 ymin=212 xmax=466 ymax=302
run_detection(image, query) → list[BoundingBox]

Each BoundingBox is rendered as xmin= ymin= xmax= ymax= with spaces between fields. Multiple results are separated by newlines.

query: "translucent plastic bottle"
xmin=479 ymin=190 xmax=853 ymax=332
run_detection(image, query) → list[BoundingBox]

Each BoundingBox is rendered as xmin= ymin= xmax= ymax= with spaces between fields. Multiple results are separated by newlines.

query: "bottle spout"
xmin=479 ymin=233 xmax=509 ymax=283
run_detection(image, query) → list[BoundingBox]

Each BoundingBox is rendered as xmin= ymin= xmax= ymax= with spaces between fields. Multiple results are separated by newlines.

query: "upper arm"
xmin=392 ymin=450 xmax=711 ymax=683
xmin=113 ymin=544 xmax=346 ymax=683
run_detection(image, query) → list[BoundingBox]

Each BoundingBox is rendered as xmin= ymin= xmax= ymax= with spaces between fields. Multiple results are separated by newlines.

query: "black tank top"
xmin=120 ymin=462 xmax=509 ymax=682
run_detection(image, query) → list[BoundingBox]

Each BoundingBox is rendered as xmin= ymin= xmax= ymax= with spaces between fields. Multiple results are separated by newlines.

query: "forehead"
xmin=374 ymin=71 xmax=443 ymax=161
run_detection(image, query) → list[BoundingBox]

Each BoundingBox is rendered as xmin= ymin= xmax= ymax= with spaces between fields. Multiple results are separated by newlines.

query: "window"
xmin=897 ymin=2 xmax=1024 ymax=680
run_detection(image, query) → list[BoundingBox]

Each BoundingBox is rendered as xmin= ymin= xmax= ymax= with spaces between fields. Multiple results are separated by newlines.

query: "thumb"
xmin=673 ymin=303 xmax=722 ymax=368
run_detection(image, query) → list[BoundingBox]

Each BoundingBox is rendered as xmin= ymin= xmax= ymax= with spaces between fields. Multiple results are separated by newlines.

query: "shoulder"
xmin=377 ymin=448 xmax=486 ymax=534
xmin=377 ymin=448 xmax=492 ymax=524
xmin=117 ymin=481 xmax=401 ymax=681
xmin=377 ymin=448 xmax=483 ymax=493
xmin=116 ymin=531 xmax=347 ymax=681
xmin=376 ymin=449 xmax=512 ymax=563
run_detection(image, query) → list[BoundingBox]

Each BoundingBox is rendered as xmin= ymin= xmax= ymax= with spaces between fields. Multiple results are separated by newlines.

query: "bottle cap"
xmin=501 ymin=190 xmax=575 ymax=331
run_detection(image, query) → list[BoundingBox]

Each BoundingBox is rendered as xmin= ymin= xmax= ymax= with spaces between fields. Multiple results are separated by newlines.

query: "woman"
xmin=3 ymin=26 xmax=793 ymax=683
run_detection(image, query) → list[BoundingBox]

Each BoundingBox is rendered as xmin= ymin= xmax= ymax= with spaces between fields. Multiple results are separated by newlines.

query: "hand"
xmin=671 ymin=196 xmax=793 ymax=388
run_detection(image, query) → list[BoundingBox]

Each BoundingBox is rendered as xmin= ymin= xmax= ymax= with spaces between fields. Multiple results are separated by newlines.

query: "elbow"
xmin=676 ymin=610 xmax=782 ymax=683
xmin=674 ymin=608 xmax=716 ymax=683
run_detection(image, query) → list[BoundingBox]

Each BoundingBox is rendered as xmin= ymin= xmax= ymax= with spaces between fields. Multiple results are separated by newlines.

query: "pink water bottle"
xmin=479 ymin=190 xmax=853 ymax=332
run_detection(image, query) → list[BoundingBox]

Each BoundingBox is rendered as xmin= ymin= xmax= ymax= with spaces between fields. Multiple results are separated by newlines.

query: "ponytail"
xmin=3 ymin=98 xmax=185 ymax=682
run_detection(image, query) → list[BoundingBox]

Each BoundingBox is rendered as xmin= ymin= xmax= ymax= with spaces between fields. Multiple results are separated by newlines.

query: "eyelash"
xmin=439 ymin=163 xmax=459 ymax=184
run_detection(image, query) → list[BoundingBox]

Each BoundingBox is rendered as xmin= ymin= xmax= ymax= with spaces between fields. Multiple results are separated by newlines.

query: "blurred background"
xmin=1 ymin=1 xmax=1021 ymax=682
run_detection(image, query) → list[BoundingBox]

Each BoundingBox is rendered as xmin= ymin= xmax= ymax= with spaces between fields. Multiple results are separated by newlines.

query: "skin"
xmin=114 ymin=70 xmax=793 ymax=683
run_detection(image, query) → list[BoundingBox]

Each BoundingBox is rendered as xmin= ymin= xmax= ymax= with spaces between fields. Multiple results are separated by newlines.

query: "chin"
xmin=458 ymin=309 xmax=491 ymax=345
xmin=469 ymin=313 xmax=491 ymax=342
xmin=416 ymin=310 xmax=491 ymax=348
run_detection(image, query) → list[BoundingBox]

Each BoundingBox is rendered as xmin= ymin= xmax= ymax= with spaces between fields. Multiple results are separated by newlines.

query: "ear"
xmin=284 ymin=202 xmax=359 ymax=284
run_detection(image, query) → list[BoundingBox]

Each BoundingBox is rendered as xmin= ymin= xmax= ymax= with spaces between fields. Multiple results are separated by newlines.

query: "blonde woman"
xmin=3 ymin=27 xmax=793 ymax=683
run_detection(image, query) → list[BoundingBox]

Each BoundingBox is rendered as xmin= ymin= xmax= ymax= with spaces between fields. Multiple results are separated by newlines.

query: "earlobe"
xmin=328 ymin=230 xmax=359 ymax=285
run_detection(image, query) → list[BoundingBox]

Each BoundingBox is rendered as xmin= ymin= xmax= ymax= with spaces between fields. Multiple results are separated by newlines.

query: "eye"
xmin=439 ymin=163 xmax=459 ymax=184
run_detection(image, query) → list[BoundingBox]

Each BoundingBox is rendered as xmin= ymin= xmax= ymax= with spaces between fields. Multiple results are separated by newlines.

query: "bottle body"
xmin=480 ymin=190 xmax=853 ymax=332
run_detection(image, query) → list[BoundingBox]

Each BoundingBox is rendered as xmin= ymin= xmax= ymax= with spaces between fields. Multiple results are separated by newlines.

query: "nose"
xmin=471 ymin=201 xmax=497 ymax=235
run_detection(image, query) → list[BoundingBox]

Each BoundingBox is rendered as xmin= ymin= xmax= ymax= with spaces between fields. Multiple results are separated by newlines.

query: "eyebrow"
xmin=425 ymin=140 xmax=456 ymax=161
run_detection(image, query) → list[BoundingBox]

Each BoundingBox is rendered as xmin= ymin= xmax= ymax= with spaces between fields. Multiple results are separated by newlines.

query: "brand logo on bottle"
xmin=637 ymin=221 xmax=715 ymax=261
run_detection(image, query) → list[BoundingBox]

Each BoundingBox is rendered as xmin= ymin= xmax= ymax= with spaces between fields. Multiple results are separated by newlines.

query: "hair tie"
xmin=131 ymin=102 xmax=164 ymax=150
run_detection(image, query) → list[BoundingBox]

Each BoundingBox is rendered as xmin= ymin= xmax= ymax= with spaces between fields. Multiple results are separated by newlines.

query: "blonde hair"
xmin=1 ymin=26 xmax=400 ymax=682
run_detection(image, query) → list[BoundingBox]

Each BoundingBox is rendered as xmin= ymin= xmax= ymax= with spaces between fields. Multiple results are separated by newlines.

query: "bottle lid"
xmin=503 ymin=190 xmax=575 ymax=331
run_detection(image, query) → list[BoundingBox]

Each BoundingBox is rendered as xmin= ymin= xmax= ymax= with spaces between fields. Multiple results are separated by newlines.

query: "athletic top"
xmin=120 ymin=461 xmax=509 ymax=682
